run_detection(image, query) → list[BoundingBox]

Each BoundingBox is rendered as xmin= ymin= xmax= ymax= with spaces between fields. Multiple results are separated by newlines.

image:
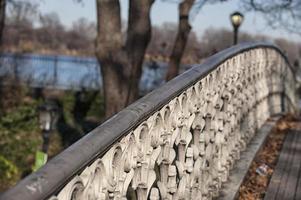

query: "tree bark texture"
xmin=96 ymin=0 xmax=154 ymax=118
xmin=0 ymin=0 xmax=5 ymax=48
xmin=165 ymin=0 xmax=195 ymax=81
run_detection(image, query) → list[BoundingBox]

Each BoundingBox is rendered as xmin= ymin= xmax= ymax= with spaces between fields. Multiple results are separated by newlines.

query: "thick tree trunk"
xmin=125 ymin=0 xmax=154 ymax=104
xmin=96 ymin=0 xmax=154 ymax=118
xmin=0 ymin=0 xmax=5 ymax=48
xmin=96 ymin=0 xmax=127 ymax=117
xmin=0 ymin=0 xmax=5 ymax=114
xmin=165 ymin=0 xmax=195 ymax=81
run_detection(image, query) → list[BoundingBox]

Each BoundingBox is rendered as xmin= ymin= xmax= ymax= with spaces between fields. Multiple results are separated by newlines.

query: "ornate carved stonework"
xmin=49 ymin=48 xmax=296 ymax=200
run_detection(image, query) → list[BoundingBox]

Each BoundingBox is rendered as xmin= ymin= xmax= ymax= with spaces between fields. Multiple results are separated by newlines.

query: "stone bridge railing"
xmin=0 ymin=42 xmax=297 ymax=200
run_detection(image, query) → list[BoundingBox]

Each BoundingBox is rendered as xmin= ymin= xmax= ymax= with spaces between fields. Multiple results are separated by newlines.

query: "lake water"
xmin=0 ymin=53 xmax=168 ymax=93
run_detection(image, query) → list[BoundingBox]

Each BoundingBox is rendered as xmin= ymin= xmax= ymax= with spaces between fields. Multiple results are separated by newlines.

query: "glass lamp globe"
xmin=230 ymin=11 xmax=244 ymax=28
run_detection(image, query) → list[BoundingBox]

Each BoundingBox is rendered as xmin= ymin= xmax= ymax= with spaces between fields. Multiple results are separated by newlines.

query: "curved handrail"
xmin=0 ymin=42 xmax=296 ymax=200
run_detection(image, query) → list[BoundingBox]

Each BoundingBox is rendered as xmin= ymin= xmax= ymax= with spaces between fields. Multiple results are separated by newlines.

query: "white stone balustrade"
xmin=0 ymin=43 xmax=297 ymax=200
xmin=48 ymin=47 xmax=296 ymax=200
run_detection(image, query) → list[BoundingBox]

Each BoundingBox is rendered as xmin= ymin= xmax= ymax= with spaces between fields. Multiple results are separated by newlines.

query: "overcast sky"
xmin=37 ymin=0 xmax=300 ymax=42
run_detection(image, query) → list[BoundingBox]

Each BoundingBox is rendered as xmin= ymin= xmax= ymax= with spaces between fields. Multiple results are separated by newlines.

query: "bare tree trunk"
xmin=0 ymin=0 xmax=6 ymax=114
xmin=125 ymin=0 xmax=154 ymax=104
xmin=96 ymin=0 xmax=126 ymax=117
xmin=165 ymin=0 xmax=195 ymax=81
xmin=96 ymin=0 xmax=154 ymax=118
xmin=0 ymin=0 xmax=5 ymax=48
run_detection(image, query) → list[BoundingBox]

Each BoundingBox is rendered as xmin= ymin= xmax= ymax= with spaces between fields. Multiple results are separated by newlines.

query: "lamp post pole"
xmin=33 ymin=101 xmax=58 ymax=171
xmin=230 ymin=11 xmax=244 ymax=45
xmin=38 ymin=101 xmax=58 ymax=154
xmin=41 ymin=130 xmax=51 ymax=153
xmin=233 ymin=26 xmax=238 ymax=45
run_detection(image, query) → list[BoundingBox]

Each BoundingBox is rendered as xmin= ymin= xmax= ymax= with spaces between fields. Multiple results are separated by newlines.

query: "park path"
xmin=264 ymin=125 xmax=301 ymax=200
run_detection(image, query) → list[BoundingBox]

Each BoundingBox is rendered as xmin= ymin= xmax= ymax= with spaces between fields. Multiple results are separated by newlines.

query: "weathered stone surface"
xmin=48 ymin=48 xmax=296 ymax=200
xmin=0 ymin=43 xmax=296 ymax=200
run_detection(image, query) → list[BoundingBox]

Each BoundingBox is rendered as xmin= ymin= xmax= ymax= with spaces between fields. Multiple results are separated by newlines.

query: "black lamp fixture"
xmin=230 ymin=11 xmax=244 ymax=45
xmin=38 ymin=101 xmax=58 ymax=154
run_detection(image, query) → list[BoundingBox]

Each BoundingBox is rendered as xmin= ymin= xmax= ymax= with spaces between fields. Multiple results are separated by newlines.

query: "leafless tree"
xmin=199 ymin=27 xmax=261 ymax=57
xmin=165 ymin=0 xmax=196 ymax=81
xmin=241 ymin=0 xmax=301 ymax=35
xmin=72 ymin=17 xmax=96 ymax=41
xmin=2 ymin=0 xmax=39 ymax=51
xmin=96 ymin=0 xmax=155 ymax=117
xmin=37 ymin=12 xmax=65 ymax=50
xmin=165 ymin=0 xmax=301 ymax=81
xmin=66 ymin=18 xmax=96 ymax=54
xmin=39 ymin=12 xmax=63 ymax=30
xmin=6 ymin=0 xmax=39 ymax=27
xmin=164 ymin=0 xmax=228 ymax=81
xmin=1 ymin=0 xmax=300 ymax=118
xmin=0 ymin=0 xmax=5 ymax=48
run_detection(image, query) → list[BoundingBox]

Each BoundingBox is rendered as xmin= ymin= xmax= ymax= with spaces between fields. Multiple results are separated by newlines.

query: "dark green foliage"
xmin=0 ymin=155 xmax=18 ymax=190
xmin=56 ymin=90 xmax=104 ymax=147
xmin=0 ymin=100 xmax=41 ymax=191
xmin=87 ymin=92 xmax=105 ymax=119
xmin=0 ymin=89 xmax=105 ymax=192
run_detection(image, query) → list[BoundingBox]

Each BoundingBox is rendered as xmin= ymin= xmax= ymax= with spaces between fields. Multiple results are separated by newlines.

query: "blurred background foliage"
xmin=1 ymin=3 xmax=300 ymax=64
xmin=0 ymin=82 xmax=104 ymax=191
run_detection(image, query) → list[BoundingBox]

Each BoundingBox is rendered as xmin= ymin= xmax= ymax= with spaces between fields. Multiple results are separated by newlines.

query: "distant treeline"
xmin=2 ymin=4 xmax=301 ymax=64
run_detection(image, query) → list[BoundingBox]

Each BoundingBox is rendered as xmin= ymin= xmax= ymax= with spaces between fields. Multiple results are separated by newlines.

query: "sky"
xmin=37 ymin=0 xmax=300 ymax=42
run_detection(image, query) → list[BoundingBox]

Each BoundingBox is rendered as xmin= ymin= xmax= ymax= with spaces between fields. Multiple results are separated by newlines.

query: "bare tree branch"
xmin=240 ymin=0 xmax=301 ymax=35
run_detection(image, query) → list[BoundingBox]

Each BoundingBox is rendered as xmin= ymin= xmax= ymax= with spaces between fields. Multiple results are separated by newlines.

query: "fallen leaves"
xmin=238 ymin=114 xmax=300 ymax=200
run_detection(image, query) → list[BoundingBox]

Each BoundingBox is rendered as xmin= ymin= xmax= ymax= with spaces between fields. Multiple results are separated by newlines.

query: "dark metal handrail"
xmin=0 ymin=42 xmax=294 ymax=200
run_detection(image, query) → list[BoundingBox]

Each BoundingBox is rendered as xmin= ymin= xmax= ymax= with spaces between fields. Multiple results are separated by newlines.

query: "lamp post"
xmin=230 ymin=11 xmax=244 ymax=45
xmin=38 ymin=101 xmax=58 ymax=154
